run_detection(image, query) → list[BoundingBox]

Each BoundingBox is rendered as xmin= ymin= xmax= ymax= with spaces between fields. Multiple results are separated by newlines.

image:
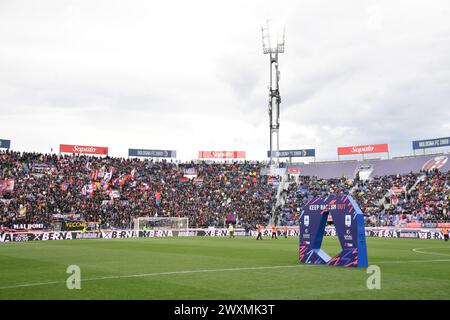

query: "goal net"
xmin=133 ymin=217 xmax=189 ymax=232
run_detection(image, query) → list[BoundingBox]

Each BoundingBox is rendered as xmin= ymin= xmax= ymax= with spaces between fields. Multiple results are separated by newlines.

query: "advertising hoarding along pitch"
xmin=0 ymin=139 xmax=11 ymax=149
xmin=128 ymin=149 xmax=176 ymax=158
xmin=60 ymin=144 xmax=108 ymax=155
xmin=412 ymin=137 xmax=450 ymax=150
xmin=267 ymin=149 xmax=315 ymax=158
xmin=337 ymin=144 xmax=389 ymax=156
xmin=198 ymin=151 xmax=246 ymax=159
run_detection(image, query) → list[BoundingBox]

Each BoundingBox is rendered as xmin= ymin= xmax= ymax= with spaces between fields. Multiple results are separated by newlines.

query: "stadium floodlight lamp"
xmin=261 ymin=19 xmax=285 ymax=54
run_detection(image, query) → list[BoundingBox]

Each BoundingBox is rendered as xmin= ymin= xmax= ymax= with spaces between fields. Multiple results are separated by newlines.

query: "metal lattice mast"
xmin=261 ymin=19 xmax=285 ymax=165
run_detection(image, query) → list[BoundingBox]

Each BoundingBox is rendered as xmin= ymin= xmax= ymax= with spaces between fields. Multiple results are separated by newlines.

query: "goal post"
xmin=134 ymin=217 xmax=189 ymax=232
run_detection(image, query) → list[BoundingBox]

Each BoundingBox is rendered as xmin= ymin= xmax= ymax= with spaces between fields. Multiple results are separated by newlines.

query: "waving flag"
xmin=226 ymin=213 xmax=236 ymax=223
xmin=0 ymin=179 xmax=15 ymax=194
xmin=155 ymin=191 xmax=162 ymax=205
xmin=87 ymin=183 xmax=94 ymax=196
xmin=179 ymin=177 xmax=189 ymax=184
xmin=109 ymin=189 xmax=120 ymax=199
xmin=60 ymin=182 xmax=69 ymax=191
xmin=99 ymin=166 xmax=106 ymax=178
xmin=82 ymin=183 xmax=94 ymax=196
xmin=194 ymin=177 xmax=204 ymax=186
xmin=119 ymin=175 xmax=129 ymax=186
xmin=102 ymin=171 xmax=113 ymax=185
xmin=90 ymin=169 xmax=99 ymax=181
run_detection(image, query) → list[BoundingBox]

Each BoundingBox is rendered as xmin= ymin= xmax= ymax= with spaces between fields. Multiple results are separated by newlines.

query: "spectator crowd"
xmin=281 ymin=170 xmax=449 ymax=227
xmin=0 ymin=150 xmax=275 ymax=230
xmin=1 ymin=150 xmax=449 ymax=231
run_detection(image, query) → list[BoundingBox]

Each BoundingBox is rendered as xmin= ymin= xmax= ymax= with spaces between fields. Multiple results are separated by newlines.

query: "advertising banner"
xmin=267 ymin=149 xmax=315 ymax=158
xmin=405 ymin=222 xmax=423 ymax=228
xmin=438 ymin=222 xmax=450 ymax=228
xmin=412 ymin=137 xmax=450 ymax=150
xmin=60 ymin=144 xmax=108 ymax=155
xmin=337 ymin=144 xmax=389 ymax=156
xmin=0 ymin=227 xmax=445 ymax=243
xmin=365 ymin=228 xmax=443 ymax=240
xmin=128 ymin=149 xmax=176 ymax=158
xmin=0 ymin=139 xmax=11 ymax=149
xmin=198 ymin=151 xmax=246 ymax=159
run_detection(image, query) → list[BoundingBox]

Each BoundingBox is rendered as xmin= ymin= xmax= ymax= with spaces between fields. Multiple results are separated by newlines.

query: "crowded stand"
xmin=281 ymin=170 xmax=449 ymax=227
xmin=0 ymin=150 xmax=275 ymax=230
xmin=1 ymin=149 xmax=449 ymax=232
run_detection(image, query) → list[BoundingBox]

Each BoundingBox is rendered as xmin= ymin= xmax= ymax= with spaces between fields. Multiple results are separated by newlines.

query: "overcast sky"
xmin=1 ymin=0 xmax=449 ymax=161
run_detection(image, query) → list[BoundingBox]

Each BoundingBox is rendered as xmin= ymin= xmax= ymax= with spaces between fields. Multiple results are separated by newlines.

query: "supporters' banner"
xmin=412 ymin=137 xmax=450 ymax=150
xmin=183 ymin=168 xmax=198 ymax=178
xmin=287 ymin=167 xmax=301 ymax=174
xmin=12 ymin=223 xmax=45 ymax=230
xmin=60 ymin=144 xmax=108 ymax=155
xmin=52 ymin=213 xmax=82 ymax=221
xmin=32 ymin=163 xmax=56 ymax=173
xmin=198 ymin=151 xmax=246 ymax=159
xmin=0 ymin=179 xmax=15 ymax=193
xmin=62 ymin=220 xmax=87 ymax=231
xmin=267 ymin=149 xmax=315 ymax=158
xmin=0 ymin=139 xmax=11 ymax=149
xmin=128 ymin=149 xmax=176 ymax=158
xmin=391 ymin=187 xmax=405 ymax=194
xmin=337 ymin=144 xmax=389 ymax=156
xmin=422 ymin=156 xmax=448 ymax=172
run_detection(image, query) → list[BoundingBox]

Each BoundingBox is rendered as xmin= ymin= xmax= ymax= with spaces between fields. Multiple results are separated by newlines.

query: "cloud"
xmin=0 ymin=0 xmax=449 ymax=160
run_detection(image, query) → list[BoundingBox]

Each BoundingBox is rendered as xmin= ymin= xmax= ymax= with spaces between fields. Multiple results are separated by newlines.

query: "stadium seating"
xmin=0 ymin=150 xmax=448 ymax=230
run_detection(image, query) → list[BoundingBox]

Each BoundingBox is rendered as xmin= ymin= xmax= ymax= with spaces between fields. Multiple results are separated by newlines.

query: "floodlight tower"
xmin=261 ymin=19 xmax=285 ymax=165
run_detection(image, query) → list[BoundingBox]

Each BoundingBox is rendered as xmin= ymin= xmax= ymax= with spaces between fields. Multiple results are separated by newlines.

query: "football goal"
xmin=133 ymin=217 xmax=189 ymax=232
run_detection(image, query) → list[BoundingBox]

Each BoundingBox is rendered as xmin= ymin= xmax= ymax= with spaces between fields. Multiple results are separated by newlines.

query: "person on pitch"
xmin=272 ymin=224 xmax=278 ymax=239
xmin=228 ymin=223 xmax=235 ymax=238
xmin=443 ymin=227 xmax=449 ymax=242
xmin=282 ymin=224 xmax=288 ymax=238
xmin=256 ymin=224 xmax=263 ymax=240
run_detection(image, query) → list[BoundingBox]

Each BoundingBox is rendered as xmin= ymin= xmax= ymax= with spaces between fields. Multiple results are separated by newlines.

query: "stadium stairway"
xmin=269 ymin=171 xmax=291 ymax=226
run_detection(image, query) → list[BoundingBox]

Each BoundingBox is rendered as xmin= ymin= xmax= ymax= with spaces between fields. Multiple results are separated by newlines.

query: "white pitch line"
xmin=412 ymin=247 xmax=450 ymax=257
xmin=2 ymin=258 xmax=449 ymax=291
xmin=0 ymin=264 xmax=309 ymax=290
xmin=376 ymin=258 xmax=450 ymax=264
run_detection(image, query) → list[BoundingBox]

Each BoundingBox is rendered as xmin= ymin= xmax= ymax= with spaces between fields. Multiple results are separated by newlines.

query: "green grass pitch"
xmin=0 ymin=236 xmax=449 ymax=299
